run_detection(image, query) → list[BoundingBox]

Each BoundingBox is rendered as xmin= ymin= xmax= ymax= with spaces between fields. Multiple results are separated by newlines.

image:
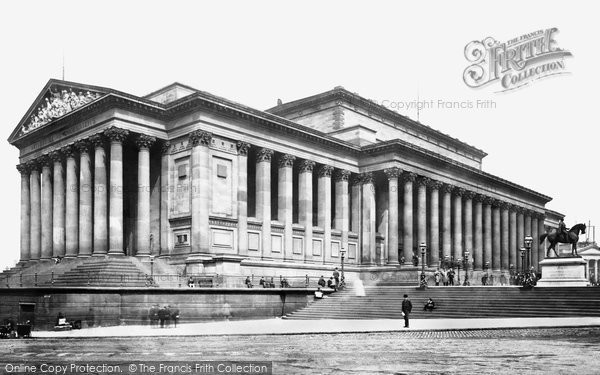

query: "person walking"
xmin=434 ymin=270 xmax=441 ymax=286
xmin=169 ymin=305 xmax=180 ymax=328
xmin=442 ymin=270 xmax=448 ymax=286
xmin=401 ymin=294 xmax=412 ymax=328
xmin=333 ymin=268 xmax=340 ymax=289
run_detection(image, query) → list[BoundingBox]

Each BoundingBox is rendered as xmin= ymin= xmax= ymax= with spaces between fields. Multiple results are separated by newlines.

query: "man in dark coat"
xmin=401 ymin=294 xmax=413 ymax=328
xmin=558 ymin=219 xmax=567 ymax=241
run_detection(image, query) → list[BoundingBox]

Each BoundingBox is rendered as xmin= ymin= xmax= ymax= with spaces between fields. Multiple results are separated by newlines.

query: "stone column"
xmin=500 ymin=202 xmax=510 ymax=271
xmin=463 ymin=191 xmax=474 ymax=262
xmin=318 ymin=165 xmax=333 ymax=262
xmin=483 ymin=197 xmax=493 ymax=269
xmin=278 ymin=154 xmax=295 ymax=260
xmin=134 ymin=134 xmax=155 ymax=256
xmin=453 ymin=187 xmax=464 ymax=261
xmin=384 ymin=167 xmax=400 ymax=264
xmin=40 ymin=156 xmax=53 ymax=260
xmin=361 ymin=172 xmax=376 ymax=264
xmin=17 ymin=164 xmax=31 ymax=262
xmin=90 ymin=133 xmax=108 ymax=255
xmin=417 ymin=177 xmax=428 ymax=261
xmin=49 ymin=150 xmax=65 ymax=258
xmin=76 ymin=140 xmax=93 ymax=257
xmin=190 ymin=130 xmax=213 ymax=254
xmin=509 ymin=205 xmax=517 ymax=270
xmin=256 ymin=148 xmax=273 ymax=257
xmin=63 ymin=146 xmax=78 ymax=258
xmin=160 ymin=141 xmax=171 ymax=256
xmin=298 ymin=160 xmax=315 ymax=260
xmin=402 ymin=172 xmax=416 ymax=265
xmin=105 ymin=128 xmax=129 ymax=255
xmin=351 ymin=175 xmax=362 ymax=261
xmin=29 ymin=161 xmax=41 ymax=261
xmin=334 ymin=170 xmax=350 ymax=258
xmin=537 ymin=214 xmax=546 ymax=262
xmin=236 ymin=142 xmax=250 ymax=256
xmin=473 ymin=195 xmax=483 ymax=270
xmin=492 ymin=201 xmax=501 ymax=271
xmin=517 ymin=208 xmax=525 ymax=270
xmin=441 ymin=184 xmax=452 ymax=260
xmin=428 ymin=180 xmax=443 ymax=267
xmin=524 ymin=210 xmax=532 ymax=270
xmin=532 ymin=213 xmax=540 ymax=271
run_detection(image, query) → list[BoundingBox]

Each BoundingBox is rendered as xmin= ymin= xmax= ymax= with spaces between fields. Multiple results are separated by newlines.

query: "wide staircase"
xmin=47 ymin=257 xmax=151 ymax=287
xmin=285 ymin=285 xmax=600 ymax=319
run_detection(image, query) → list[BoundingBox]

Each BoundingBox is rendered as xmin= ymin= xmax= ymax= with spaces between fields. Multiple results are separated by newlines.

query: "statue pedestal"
xmin=536 ymin=257 xmax=588 ymax=287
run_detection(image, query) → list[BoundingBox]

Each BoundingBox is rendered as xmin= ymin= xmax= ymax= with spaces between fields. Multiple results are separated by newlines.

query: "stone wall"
xmin=0 ymin=288 xmax=315 ymax=331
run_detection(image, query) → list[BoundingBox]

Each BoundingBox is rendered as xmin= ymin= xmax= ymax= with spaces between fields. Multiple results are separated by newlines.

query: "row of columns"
xmin=382 ymin=167 xmax=545 ymax=271
xmin=18 ymin=127 xmax=167 ymax=261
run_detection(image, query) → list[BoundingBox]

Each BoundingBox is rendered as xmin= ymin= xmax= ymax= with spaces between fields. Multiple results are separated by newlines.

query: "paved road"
xmin=2 ymin=327 xmax=600 ymax=374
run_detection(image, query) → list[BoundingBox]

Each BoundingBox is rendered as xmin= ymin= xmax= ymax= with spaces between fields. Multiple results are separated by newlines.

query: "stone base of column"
xmin=77 ymin=254 xmax=92 ymax=258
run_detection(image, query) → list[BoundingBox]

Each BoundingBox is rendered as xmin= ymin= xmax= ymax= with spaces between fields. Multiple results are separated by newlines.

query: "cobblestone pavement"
xmin=1 ymin=327 xmax=599 ymax=374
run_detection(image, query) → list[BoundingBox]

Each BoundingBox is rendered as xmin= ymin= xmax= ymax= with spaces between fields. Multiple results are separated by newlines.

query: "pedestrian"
xmin=259 ymin=276 xmax=266 ymax=288
xmin=401 ymin=294 xmax=412 ymax=328
xmin=448 ymin=269 xmax=455 ymax=286
xmin=327 ymin=277 xmax=335 ymax=290
xmin=245 ymin=276 xmax=253 ymax=288
xmin=317 ymin=275 xmax=326 ymax=288
xmin=333 ymin=268 xmax=340 ymax=289
xmin=314 ymin=287 xmax=324 ymax=299
xmin=481 ymin=273 xmax=488 ymax=286
xmin=169 ymin=305 xmax=180 ymax=328
xmin=423 ymin=298 xmax=435 ymax=311
xmin=158 ymin=306 xmax=168 ymax=328
xmin=434 ymin=270 xmax=441 ymax=286
xmin=442 ymin=271 xmax=448 ymax=286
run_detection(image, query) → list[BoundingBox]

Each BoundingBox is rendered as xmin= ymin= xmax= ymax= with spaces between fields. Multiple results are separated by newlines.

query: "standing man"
xmin=333 ymin=268 xmax=340 ymax=290
xmin=558 ymin=218 xmax=567 ymax=241
xmin=401 ymin=294 xmax=413 ymax=328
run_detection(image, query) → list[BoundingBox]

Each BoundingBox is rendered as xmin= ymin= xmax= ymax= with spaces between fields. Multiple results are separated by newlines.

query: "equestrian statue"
xmin=539 ymin=220 xmax=586 ymax=258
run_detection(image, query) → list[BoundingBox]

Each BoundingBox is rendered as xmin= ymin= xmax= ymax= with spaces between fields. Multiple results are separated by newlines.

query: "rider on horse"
xmin=558 ymin=219 xmax=567 ymax=242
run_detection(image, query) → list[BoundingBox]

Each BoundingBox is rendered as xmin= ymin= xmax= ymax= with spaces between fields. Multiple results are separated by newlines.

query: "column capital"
xmin=523 ymin=208 xmax=534 ymax=216
xmin=26 ymin=160 xmax=39 ymax=172
xmin=361 ymin=172 xmax=374 ymax=185
xmin=334 ymin=169 xmax=351 ymax=182
xmin=16 ymin=163 xmax=30 ymax=175
xmin=318 ymin=165 xmax=334 ymax=178
xmin=61 ymin=145 xmax=77 ymax=158
xmin=441 ymin=183 xmax=454 ymax=194
xmin=453 ymin=187 xmax=466 ymax=196
xmin=75 ymin=139 xmax=92 ymax=153
xmin=533 ymin=211 xmax=545 ymax=220
xmin=416 ymin=176 xmax=431 ymax=187
xmin=383 ymin=167 xmax=401 ymax=179
xmin=135 ymin=134 xmax=156 ymax=150
xmin=88 ymin=133 xmax=105 ymax=148
xmin=514 ymin=206 xmax=526 ymax=214
xmin=278 ymin=154 xmax=296 ymax=168
xmin=473 ymin=194 xmax=486 ymax=203
xmin=298 ymin=159 xmax=315 ymax=173
xmin=463 ymin=190 xmax=476 ymax=200
xmin=39 ymin=155 xmax=53 ymax=168
xmin=236 ymin=141 xmax=250 ymax=156
xmin=160 ymin=141 xmax=171 ymax=155
xmin=401 ymin=171 xmax=417 ymax=183
xmin=350 ymin=174 xmax=363 ymax=186
xmin=189 ymin=130 xmax=212 ymax=146
xmin=256 ymin=148 xmax=274 ymax=162
xmin=104 ymin=127 xmax=129 ymax=143
xmin=427 ymin=179 xmax=444 ymax=190
xmin=48 ymin=150 xmax=63 ymax=163
xmin=483 ymin=196 xmax=495 ymax=205
xmin=497 ymin=200 xmax=510 ymax=210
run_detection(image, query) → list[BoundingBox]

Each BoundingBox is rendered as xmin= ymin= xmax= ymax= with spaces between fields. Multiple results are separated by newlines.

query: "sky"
xmin=0 ymin=1 xmax=598 ymax=270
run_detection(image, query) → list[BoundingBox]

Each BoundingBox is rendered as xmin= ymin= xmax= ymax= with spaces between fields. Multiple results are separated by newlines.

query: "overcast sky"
xmin=0 ymin=1 xmax=597 ymax=270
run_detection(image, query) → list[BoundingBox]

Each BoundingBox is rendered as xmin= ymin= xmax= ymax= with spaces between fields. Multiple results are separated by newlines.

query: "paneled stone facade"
xmin=9 ymin=80 xmax=563 ymax=278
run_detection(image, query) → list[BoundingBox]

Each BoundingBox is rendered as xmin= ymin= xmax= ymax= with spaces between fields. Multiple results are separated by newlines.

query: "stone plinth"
xmin=536 ymin=257 xmax=588 ymax=287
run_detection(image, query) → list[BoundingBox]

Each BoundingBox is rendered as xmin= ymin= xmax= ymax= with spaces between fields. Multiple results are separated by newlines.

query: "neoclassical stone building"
xmin=9 ymin=80 xmax=562 ymax=280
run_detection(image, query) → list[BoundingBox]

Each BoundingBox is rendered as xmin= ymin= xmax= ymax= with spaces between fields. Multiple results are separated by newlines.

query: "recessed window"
xmin=178 ymin=164 xmax=188 ymax=179
xmin=217 ymin=164 xmax=227 ymax=178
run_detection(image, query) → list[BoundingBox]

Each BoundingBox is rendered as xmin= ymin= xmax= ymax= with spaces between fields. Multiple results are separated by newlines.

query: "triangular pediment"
xmin=8 ymin=79 xmax=108 ymax=144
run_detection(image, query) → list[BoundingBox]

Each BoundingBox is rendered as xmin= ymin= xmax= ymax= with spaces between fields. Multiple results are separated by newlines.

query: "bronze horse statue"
xmin=539 ymin=223 xmax=586 ymax=258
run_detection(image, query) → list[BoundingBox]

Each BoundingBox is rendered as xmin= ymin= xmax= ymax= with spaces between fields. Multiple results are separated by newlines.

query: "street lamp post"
xmin=463 ymin=251 xmax=470 ymax=286
xmin=340 ymin=248 xmax=346 ymax=290
xmin=457 ymin=258 xmax=462 ymax=285
xmin=419 ymin=242 xmax=427 ymax=288
xmin=519 ymin=247 xmax=526 ymax=285
xmin=523 ymin=236 xmax=533 ymax=287
xmin=149 ymin=255 xmax=155 ymax=285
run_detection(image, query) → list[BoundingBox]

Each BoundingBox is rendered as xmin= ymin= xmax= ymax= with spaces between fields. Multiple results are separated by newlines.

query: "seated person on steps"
xmin=423 ymin=298 xmax=435 ymax=311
